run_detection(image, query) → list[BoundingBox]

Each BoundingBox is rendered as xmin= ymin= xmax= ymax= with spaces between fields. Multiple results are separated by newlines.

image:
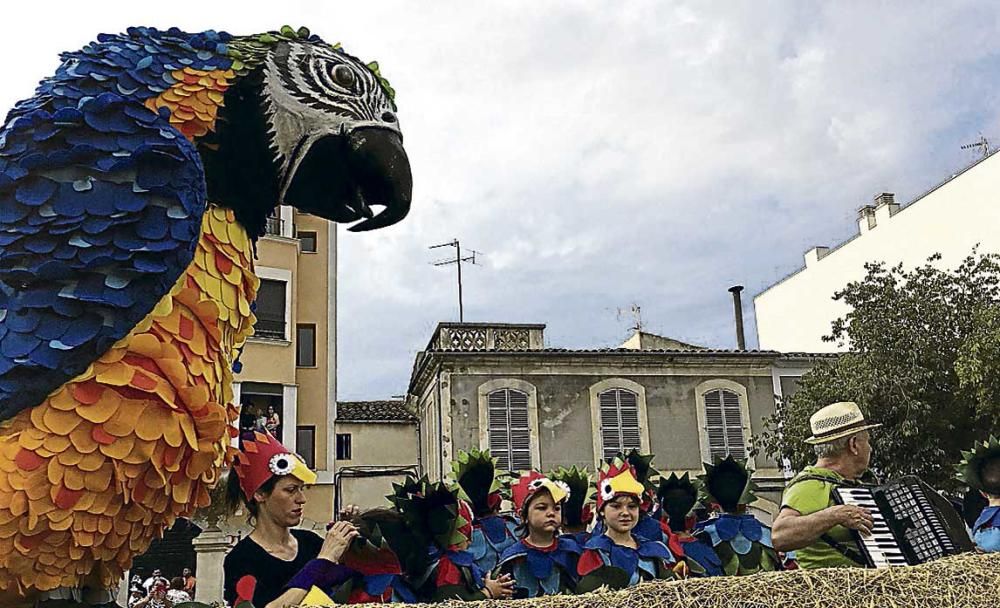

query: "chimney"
xmin=857 ymin=205 xmax=876 ymax=233
xmin=873 ymin=192 xmax=898 ymax=225
xmin=804 ymin=246 xmax=830 ymax=267
xmin=728 ymin=285 xmax=746 ymax=350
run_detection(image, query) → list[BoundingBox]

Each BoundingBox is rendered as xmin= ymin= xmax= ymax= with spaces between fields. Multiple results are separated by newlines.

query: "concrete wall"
xmin=294 ymin=214 xmax=335 ymax=471
xmin=335 ymin=422 xmax=419 ymax=509
xmin=755 ymin=152 xmax=1000 ymax=353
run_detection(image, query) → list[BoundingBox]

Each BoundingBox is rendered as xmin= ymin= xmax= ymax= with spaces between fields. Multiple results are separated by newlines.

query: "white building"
xmin=755 ymin=151 xmax=1000 ymax=353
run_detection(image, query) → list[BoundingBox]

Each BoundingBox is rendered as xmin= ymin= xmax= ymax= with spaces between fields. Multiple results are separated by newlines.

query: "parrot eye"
xmin=268 ymin=453 xmax=297 ymax=476
xmin=600 ymin=481 xmax=614 ymax=501
xmin=331 ymin=64 xmax=356 ymax=89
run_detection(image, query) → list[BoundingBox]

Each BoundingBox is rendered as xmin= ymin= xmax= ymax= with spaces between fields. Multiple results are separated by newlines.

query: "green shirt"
xmin=780 ymin=466 xmax=863 ymax=569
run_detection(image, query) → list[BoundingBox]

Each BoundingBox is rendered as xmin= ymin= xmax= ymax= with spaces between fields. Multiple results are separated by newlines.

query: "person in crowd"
xmin=771 ymin=401 xmax=879 ymax=568
xmin=321 ymin=507 xmax=424 ymax=603
xmin=182 ymin=567 xmax=196 ymax=597
xmin=958 ymin=436 xmax=1000 ymax=552
xmin=496 ymin=471 xmax=580 ymax=598
xmin=166 ymin=577 xmax=191 ymax=604
xmin=549 ymin=466 xmax=595 ymax=545
xmin=451 ymin=448 xmax=518 ymax=572
xmin=692 ymin=456 xmax=781 ymax=575
xmin=223 ymin=431 xmax=360 ymax=608
xmin=127 ymin=586 xmax=146 ymax=608
xmin=142 ymin=569 xmax=167 ymax=593
xmin=655 ymin=472 xmax=712 ymax=576
xmin=576 ymin=458 xmax=679 ymax=591
xmin=265 ymin=406 xmax=281 ymax=435
xmin=391 ymin=477 xmax=514 ymax=602
xmin=622 ymin=450 xmax=663 ymax=541
xmin=132 ymin=580 xmax=172 ymax=608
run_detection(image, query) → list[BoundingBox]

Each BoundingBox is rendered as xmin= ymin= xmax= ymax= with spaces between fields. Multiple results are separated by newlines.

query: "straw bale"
xmin=328 ymin=553 xmax=1000 ymax=608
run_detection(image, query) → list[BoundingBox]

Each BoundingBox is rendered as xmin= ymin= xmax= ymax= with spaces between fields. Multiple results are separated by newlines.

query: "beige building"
xmin=334 ymin=401 xmax=420 ymax=512
xmin=234 ymin=206 xmax=339 ymax=523
xmin=408 ymin=322 xmax=832 ymax=520
xmin=755 ymin=151 xmax=1000 ymax=353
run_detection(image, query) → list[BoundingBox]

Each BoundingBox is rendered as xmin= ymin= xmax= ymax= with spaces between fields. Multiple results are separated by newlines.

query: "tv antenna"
xmin=430 ymin=239 xmax=481 ymax=322
xmin=616 ymin=303 xmax=644 ymax=332
xmin=961 ymin=134 xmax=990 ymax=159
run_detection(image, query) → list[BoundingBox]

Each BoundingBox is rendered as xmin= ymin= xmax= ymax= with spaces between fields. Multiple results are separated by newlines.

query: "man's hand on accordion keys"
xmin=831 ymin=504 xmax=875 ymax=537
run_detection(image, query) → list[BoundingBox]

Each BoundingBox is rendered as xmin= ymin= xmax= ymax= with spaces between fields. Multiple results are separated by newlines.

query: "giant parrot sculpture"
xmin=0 ymin=25 xmax=410 ymax=606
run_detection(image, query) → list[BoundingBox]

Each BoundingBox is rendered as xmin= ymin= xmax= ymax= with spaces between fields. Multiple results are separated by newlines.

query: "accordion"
xmin=832 ymin=476 xmax=973 ymax=567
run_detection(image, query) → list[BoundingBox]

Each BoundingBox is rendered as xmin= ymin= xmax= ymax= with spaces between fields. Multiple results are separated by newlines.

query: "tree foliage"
xmin=758 ymin=250 xmax=1000 ymax=492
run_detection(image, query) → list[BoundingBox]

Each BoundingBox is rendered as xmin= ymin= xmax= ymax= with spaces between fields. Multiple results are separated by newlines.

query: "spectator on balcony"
xmin=265 ymin=406 xmax=280 ymax=436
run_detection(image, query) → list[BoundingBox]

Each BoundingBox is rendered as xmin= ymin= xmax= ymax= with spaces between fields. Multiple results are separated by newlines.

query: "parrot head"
xmin=202 ymin=30 xmax=411 ymax=235
xmin=31 ymin=26 xmax=411 ymax=238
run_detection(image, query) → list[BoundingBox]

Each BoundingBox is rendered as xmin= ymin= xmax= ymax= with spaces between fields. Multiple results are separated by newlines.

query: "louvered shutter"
xmin=703 ymin=389 xmax=747 ymax=460
xmin=599 ymin=389 xmax=642 ymax=461
xmin=487 ymin=389 xmax=532 ymax=471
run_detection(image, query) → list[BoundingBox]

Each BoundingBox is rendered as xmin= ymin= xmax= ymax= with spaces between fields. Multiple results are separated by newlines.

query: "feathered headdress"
xmin=389 ymin=476 xmax=473 ymax=550
xmin=656 ymin=472 xmax=700 ymax=532
xmin=958 ymin=435 xmax=1000 ymax=495
xmin=451 ymin=448 xmax=510 ymax=517
xmin=234 ymin=431 xmax=316 ymax=500
xmin=510 ymin=471 xmax=569 ymax=514
xmin=595 ymin=457 xmax=645 ymax=511
xmin=698 ymin=455 xmax=759 ymax=514
xmin=621 ymin=449 xmax=657 ymax=511
xmin=344 ymin=507 xmax=431 ymax=580
xmin=549 ymin=466 xmax=595 ymax=527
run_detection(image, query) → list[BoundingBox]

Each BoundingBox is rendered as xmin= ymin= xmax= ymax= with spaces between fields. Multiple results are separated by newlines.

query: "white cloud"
xmin=1 ymin=1 xmax=998 ymax=398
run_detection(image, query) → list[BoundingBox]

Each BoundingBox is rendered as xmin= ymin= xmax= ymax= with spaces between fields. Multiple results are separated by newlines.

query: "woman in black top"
xmin=223 ymin=432 xmax=359 ymax=608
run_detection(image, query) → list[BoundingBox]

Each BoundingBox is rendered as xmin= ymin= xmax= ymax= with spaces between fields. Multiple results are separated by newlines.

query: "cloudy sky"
xmin=2 ymin=2 xmax=998 ymax=399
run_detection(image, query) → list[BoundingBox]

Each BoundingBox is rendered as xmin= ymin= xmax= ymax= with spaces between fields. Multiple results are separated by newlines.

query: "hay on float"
xmin=335 ymin=552 xmax=999 ymax=608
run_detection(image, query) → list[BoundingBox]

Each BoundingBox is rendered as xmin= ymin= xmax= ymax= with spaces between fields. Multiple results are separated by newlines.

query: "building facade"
xmin=755 ymin=151 xmax=1000 ymax=353
xmin=334 ymin=401 xmax=420 ymax=512
xmin=233 ymin=206 xmax=339 ymax=522
xmin=408 ymin=323 xmax=832 ymax=518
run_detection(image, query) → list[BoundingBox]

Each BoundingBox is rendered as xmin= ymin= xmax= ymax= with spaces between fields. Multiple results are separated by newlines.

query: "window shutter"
xmin=487 ymin=389 xmax=532 ymax=471
xmin=703 ymin=389 xmax=747 ymax=460
xmin=598 ymin=389 xmax=642 ymax=461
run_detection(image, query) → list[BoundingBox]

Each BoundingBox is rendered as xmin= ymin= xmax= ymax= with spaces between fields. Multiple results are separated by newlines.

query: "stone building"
xmin=334 ymin=400 xmax=420 ymax=511
xmin=408 ymin=322 xmax=833 ymax=518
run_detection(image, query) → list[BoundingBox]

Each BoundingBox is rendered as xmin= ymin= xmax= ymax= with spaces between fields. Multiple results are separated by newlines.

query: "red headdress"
xmin=511 ymin=471 xmax=570 ymax=513
xmin=234 ymin=431 xmax=316 ymax=500
xmin=595 ymin=457 xmax=645 ymax=511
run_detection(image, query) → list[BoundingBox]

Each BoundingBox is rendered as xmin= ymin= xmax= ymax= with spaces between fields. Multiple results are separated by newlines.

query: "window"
xmin=254 ymin=279 xmax=287 ymax=339
xmin=298 ymin=231 xmax=317 ymax=253
xmin=598 ymin=389 xmax=642 ymax=461
xmin=297 ymin=426 xmax=316 ymax=469
xmin=694 ymin=379 xmax=752 ymax=464
xmin=336 ymin=433 xmax=352 ymax=460
xmin=296 ymin=324 xmax=316 ymax=367
xmin=486 ymin=389 xmax=532 ymax=471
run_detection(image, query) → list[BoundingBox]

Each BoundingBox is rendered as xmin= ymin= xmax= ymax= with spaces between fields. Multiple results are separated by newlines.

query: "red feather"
xmin=577 ymin=549 xmax=604 ymax=576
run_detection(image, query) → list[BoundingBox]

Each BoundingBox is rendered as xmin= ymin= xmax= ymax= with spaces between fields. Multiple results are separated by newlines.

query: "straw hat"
xmin=805 ymin=401 xmax=881 ymax=444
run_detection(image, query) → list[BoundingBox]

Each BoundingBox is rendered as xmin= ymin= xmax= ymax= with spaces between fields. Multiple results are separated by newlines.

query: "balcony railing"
xmin=254 ymin=318 xmax=286 ymax=340
xmin=265 ymin=216 xmax=284 ymax=236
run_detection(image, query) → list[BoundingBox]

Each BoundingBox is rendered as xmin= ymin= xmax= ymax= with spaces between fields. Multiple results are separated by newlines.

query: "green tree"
xmin=758 ymin=250 xmax=1000 ymax=492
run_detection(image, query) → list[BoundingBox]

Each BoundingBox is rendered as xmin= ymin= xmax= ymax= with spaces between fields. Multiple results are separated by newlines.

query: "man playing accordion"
xmin=772 ymin=402 xmax=881 ymax=569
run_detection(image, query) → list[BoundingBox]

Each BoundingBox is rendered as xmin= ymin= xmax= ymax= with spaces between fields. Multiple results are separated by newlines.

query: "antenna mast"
xmin=961 ymin=134 xmax=990 ymax=159
xmin=430 ymin=239 xmax=481 ymax=322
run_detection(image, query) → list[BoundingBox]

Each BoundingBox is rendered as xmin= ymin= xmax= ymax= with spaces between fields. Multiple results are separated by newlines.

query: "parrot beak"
xmin=609 ymin=473 xmax=645 ymax=499
xmin=290 ymin=456 xmax=318 ymax=486
xmin=283 ymin=126 xmax=411 ymax=232
xmin=540 ymin=480 xmax=569 ymax=504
